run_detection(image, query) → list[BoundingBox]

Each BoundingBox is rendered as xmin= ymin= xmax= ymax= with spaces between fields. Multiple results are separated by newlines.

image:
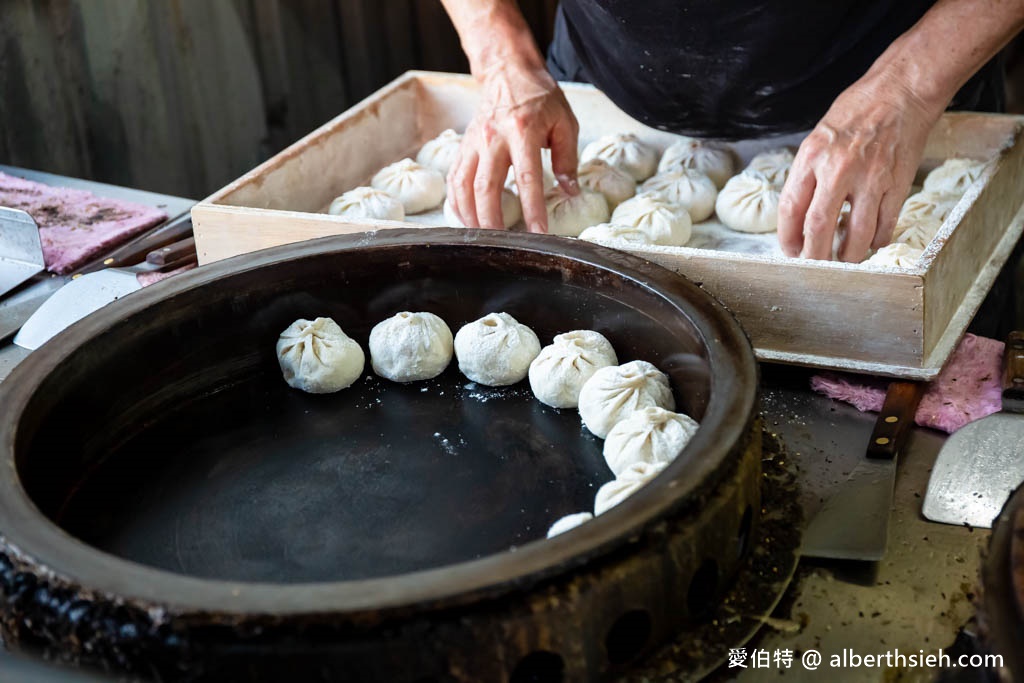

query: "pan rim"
xmin=0 ymin=228 xmax=758 ymax=618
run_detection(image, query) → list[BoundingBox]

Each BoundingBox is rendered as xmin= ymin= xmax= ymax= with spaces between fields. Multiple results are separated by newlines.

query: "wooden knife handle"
xmin=1004 ymin=331 xmax=1024 ymax=414
xmin=866 ymin=380 xmax=926 ymax=461
xmin=146 ymin=237 xmax=196 ymax=266
xmin=76 ymin=212 xmax=193 ymax=274
xmin=156 ymin=253 xmax=198 ymax=272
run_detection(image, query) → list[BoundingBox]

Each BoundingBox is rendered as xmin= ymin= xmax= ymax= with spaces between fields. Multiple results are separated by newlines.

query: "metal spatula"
xmin=0 ymin=207 xmax=45 ymax=299
xmin=923 ymin=331 xmax=1024 ymax=528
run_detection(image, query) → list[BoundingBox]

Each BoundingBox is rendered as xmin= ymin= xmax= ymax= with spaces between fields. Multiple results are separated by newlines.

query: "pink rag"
xmin=0 ymin=172 xmax=168 ymax=274
xmin=135 ymin=262 xmax=197 ymax=288
xmin=810 ymin=333 xmax=1004 ymax=433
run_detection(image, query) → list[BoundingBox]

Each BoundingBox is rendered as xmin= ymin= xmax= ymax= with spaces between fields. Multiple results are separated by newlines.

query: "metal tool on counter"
xmin=923 ymin=331 xmax=1024 ymax=528
xmin=2 ymin=213 xmax=193 ymax=347
xmin=13 ymin=235 xmax=195 ymax=352
xmin=0 ymin=207 xmax=45 ymax=298
xmin=75 ymin=211 xmax=194 ymax=276
xmin=802 ymin=380 xmax=925 ymax=561
xmin=0 ymin=278 xmax=65 ymax=343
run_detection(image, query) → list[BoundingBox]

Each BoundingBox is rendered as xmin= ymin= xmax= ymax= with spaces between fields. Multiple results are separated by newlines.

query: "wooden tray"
xmin=192 ymin=71 xmax=1024 ymax=379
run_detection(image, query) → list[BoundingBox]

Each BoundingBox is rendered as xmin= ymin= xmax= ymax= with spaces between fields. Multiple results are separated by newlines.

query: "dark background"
xmin=0 ymin=0 xmax=556 ymax=199
xmin=0 ymin=1 xmax=1020 ymax=201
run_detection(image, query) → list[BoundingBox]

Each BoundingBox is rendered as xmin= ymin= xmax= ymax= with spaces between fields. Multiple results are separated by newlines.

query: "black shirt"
xmin=547 ymin=1 xmax=1004 ymax=139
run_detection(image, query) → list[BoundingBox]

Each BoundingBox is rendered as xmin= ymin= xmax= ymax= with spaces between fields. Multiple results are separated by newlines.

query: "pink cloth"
xmin=135 ymin=262 xmax=197 ymax=288
xmin=0 ymin=172 xmax=167 ymax=274
xmin=811 ymin=334 xmax=1004 ymax=433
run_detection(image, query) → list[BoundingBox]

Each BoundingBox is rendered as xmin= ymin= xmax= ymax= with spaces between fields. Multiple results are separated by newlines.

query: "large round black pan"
xmin=0 ymin=229 xmax=760 ymax=682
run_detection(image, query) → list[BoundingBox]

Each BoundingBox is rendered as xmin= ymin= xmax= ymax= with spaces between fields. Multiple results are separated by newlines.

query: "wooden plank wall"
xmin=0 ymin=0 xmax=557 ymax=199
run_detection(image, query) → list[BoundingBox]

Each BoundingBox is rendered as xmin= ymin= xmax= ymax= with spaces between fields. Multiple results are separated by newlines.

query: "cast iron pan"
xmin=982 ymin=481 xmax=1024 ymax=679
xmin=0 ymin=229 xmax=759 ymax=682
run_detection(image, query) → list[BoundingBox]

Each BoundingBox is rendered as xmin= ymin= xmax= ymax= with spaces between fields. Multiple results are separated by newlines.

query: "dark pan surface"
xmin=0 ymin=229 xmax=757 ymax=618
xmin=0 ymin=230 xmax=761 ymax=681
xmin=27 ymin=263 xmax=707 ymax=585
xmin=58 ymin=367 xmax=610 ymax=583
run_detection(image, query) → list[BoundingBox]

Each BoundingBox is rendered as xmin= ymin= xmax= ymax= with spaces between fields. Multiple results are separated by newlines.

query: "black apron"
xmin=547 ymin=0 xmax=1005 ymax=140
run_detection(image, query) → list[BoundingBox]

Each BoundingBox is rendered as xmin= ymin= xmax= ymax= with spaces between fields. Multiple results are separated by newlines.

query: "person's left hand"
xmin=778 ymin=67 xmax=945 ymax=262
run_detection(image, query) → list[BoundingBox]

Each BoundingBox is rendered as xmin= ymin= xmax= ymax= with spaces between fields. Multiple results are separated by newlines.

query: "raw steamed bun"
xmin=831 ymin=201 xmax=852 ymax=260
xmin=276 ymin=317 xmax=365 ymax=393
xmin=746 ymin=148 xmax=794 ymax=188
xmin=611 ymin=192 xmax=692 ymax=246
xmin=864 ymin=243 xmax=924 ymax=269
xmin=900 ymin=191 xmax=958 ymax=224
xmin=603 ymin=407 xmax=699 ymax=477
xmin=658 ymin=137 xmax=735 ymax=189
xmin=581 ymin=133 xmax=658 ymax=182
xmin=892 ymin=215 xmax=943 ymax=250
xmin=328 ymin=186 xmax=405 ymax=221
xmin=578 ymin=223 xmax=655 ymax=246
xmin=443 ymin=191 xmax=522 ymax=229
xmin=454 ymin=312 xmax=541 ymax=386
xmin=529 ymin=330 xmax=618 ymax=409
xmin=578 ymin=360 xmax=675 ymax=438
xmin=506 ymin=148 xmax=556 ymax=194
xmin=371 ymin=158 xmax=446 ymax=214
xmin=923 ymin=158 xmax=988 ymax=194
xmin=544 ymin=186 xmax=610 ymax=237
xmin=416 ymin=128 xmax=462 ymax=176
xmin=577 ymin=158 xmax=637 ymax=208
xmin=640 ymin=169 xmax=717 ymax=222
xmin=594 ymin=462 xmax=667 ymax=515
xmin=369 ymin=311 xmax=453 ymax=382
xmin=715 ymin=170 xmax=780 ymax=233
xmin=546 ymin=512 xmax=594 ymax=538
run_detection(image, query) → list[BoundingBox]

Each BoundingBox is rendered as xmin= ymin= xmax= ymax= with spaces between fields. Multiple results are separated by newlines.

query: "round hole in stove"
xmin=509 ymin=650 xmax=565 ymax=683
xmin=687 ymin=558 xmax=719 ymax=618
xmin=605 ymin=609 xmax=653 ymax=666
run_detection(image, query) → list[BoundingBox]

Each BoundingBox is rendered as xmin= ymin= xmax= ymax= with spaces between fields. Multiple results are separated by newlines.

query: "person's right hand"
xmin=447 ymin=62 xmax=580 ymax=233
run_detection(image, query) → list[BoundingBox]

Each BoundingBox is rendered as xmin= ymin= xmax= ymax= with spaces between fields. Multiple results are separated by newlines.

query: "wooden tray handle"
xmin=1004 ymin=331 xmax=1024 ymax=414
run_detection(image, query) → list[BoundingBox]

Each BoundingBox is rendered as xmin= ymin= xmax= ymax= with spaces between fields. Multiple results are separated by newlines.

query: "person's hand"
xmin=448 ymin=62 xmax=580 ymax=233
xmin=778 ymin=67 xmax=944 ymax=262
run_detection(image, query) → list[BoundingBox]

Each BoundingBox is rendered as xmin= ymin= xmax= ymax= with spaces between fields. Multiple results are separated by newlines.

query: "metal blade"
xmin=0 ymin=277 xmax=66 ymax=342
xmin=0 ymin=207 xmax=46 ymax=298
xmin=13 ymin=269 xmax=141 ymax=351
xmin=923 ymin=413 xmax=1024 ymax=528
xmin=801 ymin=456 xmax=896 ymax=561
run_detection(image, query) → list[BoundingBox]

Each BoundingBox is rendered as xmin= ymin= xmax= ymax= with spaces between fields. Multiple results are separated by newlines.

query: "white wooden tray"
xmin=192 ymin=71 xmax=1024 ymax=379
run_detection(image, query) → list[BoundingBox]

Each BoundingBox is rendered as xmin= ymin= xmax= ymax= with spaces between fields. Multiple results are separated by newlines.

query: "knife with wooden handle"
xmin=1004 ymin=330 xmax=1024 ymax=412
xmin=13 ymin=234 xmax=198 ymax=351
xmin=802 ymin=380 xmax=925 ymax=561
xmin=146 ymin=237 xmax=196 ymax=266
xmin=867 ymin=381 xmax=927 ymax=461
xmin=76 ymin=212 xmax=193 ymax=275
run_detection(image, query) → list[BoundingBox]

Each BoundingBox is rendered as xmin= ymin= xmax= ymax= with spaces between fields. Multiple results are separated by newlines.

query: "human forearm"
xmin=440 ymin=0 xmax=580 ymax=233
xmin=868 ymin=0 xmax=1024 ymax=115
xmin=439 ymin=0 xmax=546 ymax=76
xmin=779 ymin=0 xmax=1024 ymax=261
